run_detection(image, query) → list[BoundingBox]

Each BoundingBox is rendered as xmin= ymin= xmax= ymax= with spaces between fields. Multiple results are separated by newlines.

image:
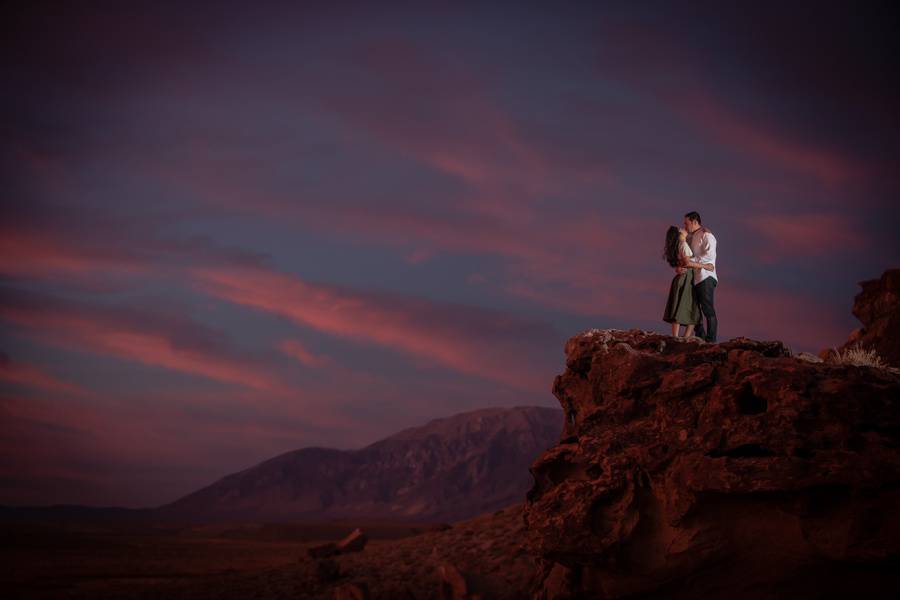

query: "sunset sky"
xmin=3 ymin=1 xmax=899 ymax=507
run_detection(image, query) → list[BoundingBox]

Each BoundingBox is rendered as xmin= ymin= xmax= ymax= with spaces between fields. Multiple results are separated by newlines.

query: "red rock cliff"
xmin=836 ymin=268 xmax=900 ymax=367
xmin=523 ymin=329 xmax=900 ymax=599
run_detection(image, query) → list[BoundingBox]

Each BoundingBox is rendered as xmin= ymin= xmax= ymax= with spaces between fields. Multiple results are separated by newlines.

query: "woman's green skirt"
xmin=663 ymin=271 xmax=700 ymax=325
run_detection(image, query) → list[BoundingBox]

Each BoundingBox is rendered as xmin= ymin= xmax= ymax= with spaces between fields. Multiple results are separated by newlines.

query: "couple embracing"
xmin=663 ymin=211 xmax=718 ymax=342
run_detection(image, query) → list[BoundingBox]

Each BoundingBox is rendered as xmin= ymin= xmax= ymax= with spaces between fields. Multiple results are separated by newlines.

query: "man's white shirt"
xmin=689 ymin=229 xmax=718 ymax=285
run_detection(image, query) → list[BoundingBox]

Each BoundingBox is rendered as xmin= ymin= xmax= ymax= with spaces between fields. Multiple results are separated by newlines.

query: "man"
xmin=683 ymin=211 xmax=718 ymax=342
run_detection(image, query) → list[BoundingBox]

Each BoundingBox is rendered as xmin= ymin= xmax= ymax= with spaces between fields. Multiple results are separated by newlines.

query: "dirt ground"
xmin=3 ymin=502 xmax=539 ymax=599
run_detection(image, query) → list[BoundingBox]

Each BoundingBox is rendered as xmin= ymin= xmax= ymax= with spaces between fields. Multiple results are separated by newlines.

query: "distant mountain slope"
xmin=153 ymin=405 xmax=564 ymax=523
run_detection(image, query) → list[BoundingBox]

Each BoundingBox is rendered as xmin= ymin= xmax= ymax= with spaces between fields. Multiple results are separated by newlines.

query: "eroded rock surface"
xmin=524 ymin=328 xmax=900 ymax=599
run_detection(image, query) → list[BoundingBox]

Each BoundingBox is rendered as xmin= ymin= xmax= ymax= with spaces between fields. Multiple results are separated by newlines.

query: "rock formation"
xmin=308 ymin=527 xmax=368 ymax=558
xmin=833 ymin=268 xmax=900 ymax=367
xmin=524 ymin=329 xmax=900 ymax=599
xmin=155 ymin=405 xmax=563 ymax=524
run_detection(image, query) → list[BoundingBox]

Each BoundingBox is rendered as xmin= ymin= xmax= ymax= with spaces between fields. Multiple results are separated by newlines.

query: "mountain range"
xmin=151 ymin=405 xmax=562 ymax=524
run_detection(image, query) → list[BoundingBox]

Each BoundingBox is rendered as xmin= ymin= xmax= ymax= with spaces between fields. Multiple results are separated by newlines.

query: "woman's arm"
xmin=683 ymin=259 xmax=715 ymax=271
xmin=679 ymin=242 xmax=714 ymax=270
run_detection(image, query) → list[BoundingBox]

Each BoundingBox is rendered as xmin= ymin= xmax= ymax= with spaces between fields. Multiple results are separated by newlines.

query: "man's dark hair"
xmin=684 ymin=211 xmax=701 ymax=224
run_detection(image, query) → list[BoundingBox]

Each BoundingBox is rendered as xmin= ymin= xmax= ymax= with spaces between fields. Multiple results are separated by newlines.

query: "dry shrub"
xmin=829 ymin=344 xmax=887 ymax=369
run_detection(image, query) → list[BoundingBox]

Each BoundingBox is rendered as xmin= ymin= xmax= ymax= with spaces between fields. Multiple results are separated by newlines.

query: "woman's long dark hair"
xmin=663 ymin=226 xmax=681 ymax=267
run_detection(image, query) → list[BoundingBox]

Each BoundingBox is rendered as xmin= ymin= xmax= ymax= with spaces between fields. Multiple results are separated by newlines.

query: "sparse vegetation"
xmin=828 ymin=344 xmax=888 ymax=369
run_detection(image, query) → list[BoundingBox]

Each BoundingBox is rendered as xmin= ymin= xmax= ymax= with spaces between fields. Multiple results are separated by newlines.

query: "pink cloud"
xmin=404 ymin=247 xmax=435 ymax=265
xmin=744 ymin=213 xmax=868 ymax=262
xmin=279 ymin=338 xmax=332 ymax=369
xmin=670 ymin=87 xmax=867 ymax=186
xmin=0 ymin=220 xmax=269 ymax=287
xmin=2 ymin=145 xmax=271 ymax=289
xmin=316 ymin=36 xmax=615 ymax=226
xmin=0 ymin=289 xmax=289 ymax=394
xmin=0 ymin=228 xmax=153 ymax=280
xmin=162 ymin=155 xmax=678 ymax=323
xmin=189 ymin=264 xmax=557 ymax=391
xmin=591 ymin=22 xmax=868 ymax=189
xmin=0 ymin=354 xmax=88 ymax=397
xmin=0 ymin=352 xmax=87 ymax=396
xmin=715 ymin=280 xmax=850 ymax=352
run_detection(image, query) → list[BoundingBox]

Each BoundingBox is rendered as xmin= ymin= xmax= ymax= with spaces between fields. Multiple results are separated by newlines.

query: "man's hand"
xmin=675 ymin=266 xmax=687 ymax=274
xmin=702 ymin=263 xmax=715 ymax=271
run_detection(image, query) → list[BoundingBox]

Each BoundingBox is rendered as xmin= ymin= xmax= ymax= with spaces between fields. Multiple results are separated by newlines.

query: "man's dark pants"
xmin=693 ymin=277 xmax=717 ymax=342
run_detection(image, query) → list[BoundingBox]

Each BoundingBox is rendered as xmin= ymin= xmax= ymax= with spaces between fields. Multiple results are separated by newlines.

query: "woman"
xmin=662 ymin=226 xmax=714 ymax=337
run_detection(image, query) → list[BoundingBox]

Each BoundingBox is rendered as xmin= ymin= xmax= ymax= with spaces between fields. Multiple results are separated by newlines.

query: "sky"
xmin=2 ymin=0 xmax=899 ymax=508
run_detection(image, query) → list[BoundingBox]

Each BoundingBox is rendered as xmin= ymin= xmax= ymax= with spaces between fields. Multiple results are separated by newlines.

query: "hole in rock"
xmin=546 ymin=459 xmax=588 ymax=485
xmin=736 ymin=382 xmax=767 ymax=414
xmin=847 ymin=434 xmax=867 ymax=452
xmin=792 ymin=446 xmax=815 ymax=459
xmin=588 ymin=487 xmax=626 ymax=536
xmin=706 ymin=443 xmax=776 ymax=458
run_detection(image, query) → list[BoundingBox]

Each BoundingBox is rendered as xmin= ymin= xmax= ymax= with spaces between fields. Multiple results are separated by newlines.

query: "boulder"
xmin=336 ymin=527 xmax=367 ymax=553
xmin=309 ymin=527 xmax=367 ymax=559
xmin=308 ymin=541 xmax=339 ymax=559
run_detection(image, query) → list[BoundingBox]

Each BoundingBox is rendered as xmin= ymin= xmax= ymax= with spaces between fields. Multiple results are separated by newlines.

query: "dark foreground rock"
xmin=524 ymin=328 xmax=900 ymax=599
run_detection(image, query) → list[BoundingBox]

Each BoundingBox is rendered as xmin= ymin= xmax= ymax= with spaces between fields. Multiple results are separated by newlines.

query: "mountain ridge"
xmin=152 ymin=404 xmax=563 ymax=524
